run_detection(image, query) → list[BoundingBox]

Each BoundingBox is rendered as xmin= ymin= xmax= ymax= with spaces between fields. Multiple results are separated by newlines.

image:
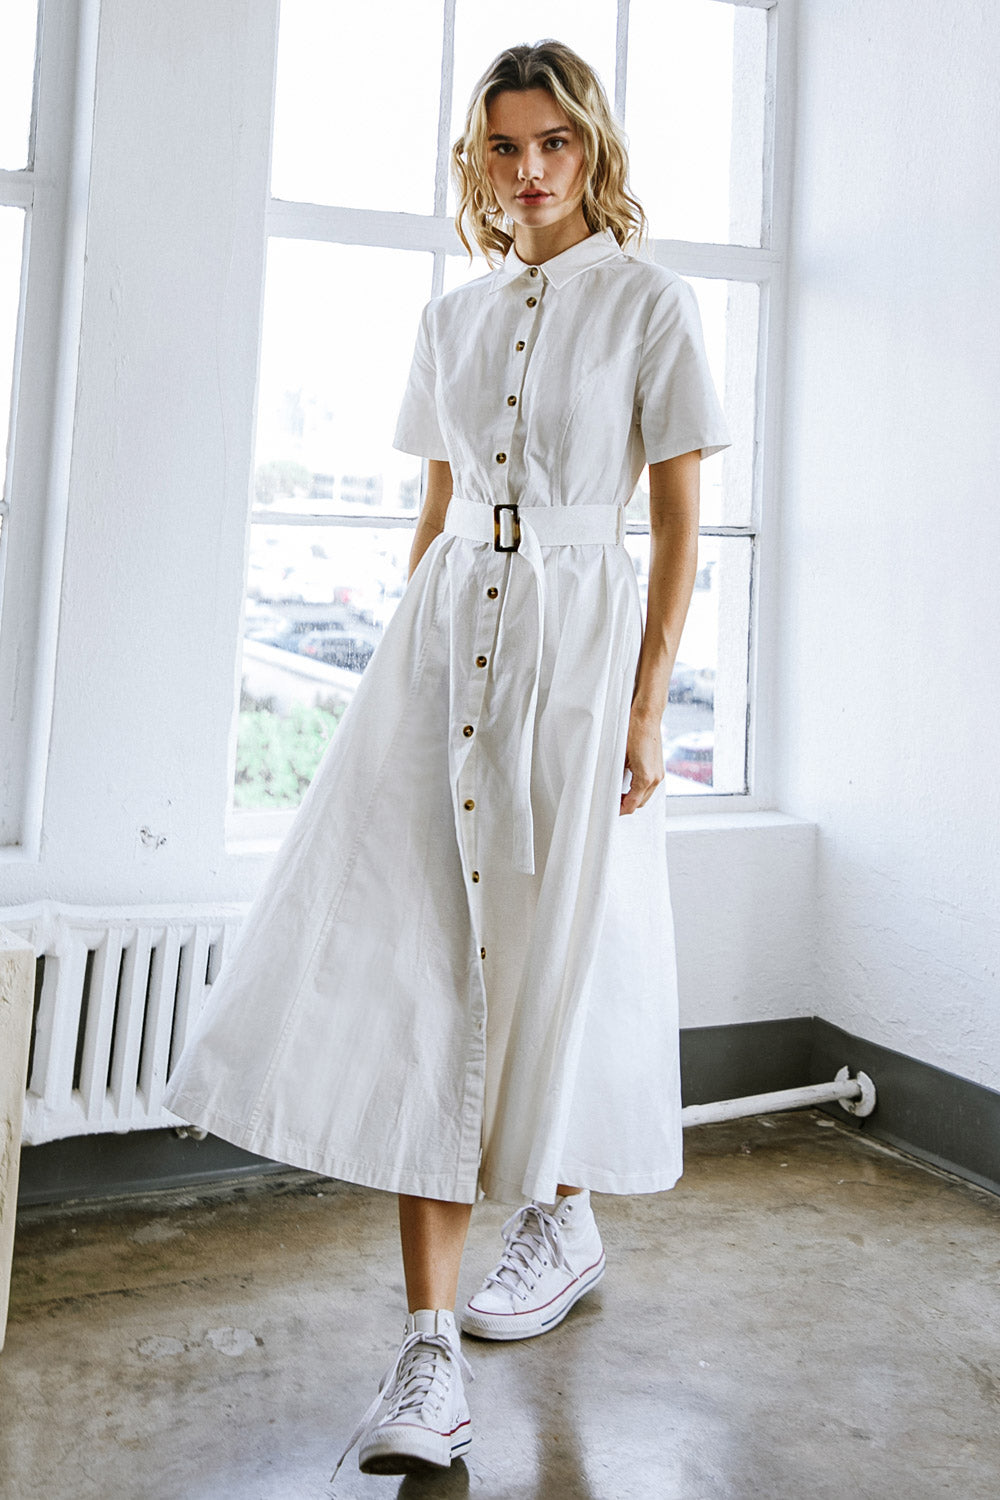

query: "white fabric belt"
xmin=443 ymin=496 xmax=625 ymax=549
xmin=441 ymin=496 xmax=626 ymax=877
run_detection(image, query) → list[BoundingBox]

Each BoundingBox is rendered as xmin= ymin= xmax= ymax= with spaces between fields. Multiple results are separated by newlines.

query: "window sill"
xmin=225 ymin=806 xmax=297 ymax=855
xmin=665 ymin=809 xmax=813 ymax=835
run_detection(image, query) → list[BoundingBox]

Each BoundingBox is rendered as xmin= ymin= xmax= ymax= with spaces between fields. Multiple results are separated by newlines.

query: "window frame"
xmin=0 ymin=0 xmax=101 ymax=855
xmin=229 ymin=0 xmax=791 ymax=843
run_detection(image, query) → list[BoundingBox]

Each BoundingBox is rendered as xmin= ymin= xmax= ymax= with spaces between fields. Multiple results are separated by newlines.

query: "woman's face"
xmin=485 ymin=88 xmax=588 ymax=236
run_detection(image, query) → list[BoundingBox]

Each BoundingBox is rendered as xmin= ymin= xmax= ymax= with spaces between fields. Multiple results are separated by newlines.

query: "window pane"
xmin=237 ymin=527 xmax=751 ymax=809
xmin=449 ymin=2 xmax=618 ymax=215
xmin=690 ymin=277 xmax=758 ymax=529
xmin=442 ymin=248 xmax=492 ymax=291
xmin=0 ymin=1 xmax=37 ymax=169
xmin=684 ymin=275 xmax=757 ymax=527
xmin=235 ymin=523 xmax=411 ymax=810
xmin=271 ymin=0 xmax=443 ymax=212
xmin=626 ymin=0 xmax=767 ymax=245
xmin=625 ymin=533 xmax=751 ymax=795
xmin=0 ymin=207 xmax=25 ymax=504
xmin=255 ymin=241 xmax=431 ymax=517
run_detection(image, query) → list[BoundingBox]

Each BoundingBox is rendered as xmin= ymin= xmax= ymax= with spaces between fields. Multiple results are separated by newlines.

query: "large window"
xmin=233 ymin=0 xmax=782 ymax=824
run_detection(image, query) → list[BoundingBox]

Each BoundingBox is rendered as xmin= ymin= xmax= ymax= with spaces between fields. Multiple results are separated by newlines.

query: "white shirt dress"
xmin=164 ymin=229 xmax=729 ymax=1205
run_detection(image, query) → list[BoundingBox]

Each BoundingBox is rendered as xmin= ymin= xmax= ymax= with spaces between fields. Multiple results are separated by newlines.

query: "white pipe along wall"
xmin=776 ymin=0 xmax=1000 ymax=1092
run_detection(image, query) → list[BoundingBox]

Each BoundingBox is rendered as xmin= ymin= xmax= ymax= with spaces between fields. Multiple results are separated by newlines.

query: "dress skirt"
xmin=164 ymin=514 xmax=683 ymax=1205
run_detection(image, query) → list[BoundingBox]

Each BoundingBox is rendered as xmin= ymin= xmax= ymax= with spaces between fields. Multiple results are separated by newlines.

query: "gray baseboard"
xmin=680 ymin=1017 xmax=816 ymax=1105
xmin=17 ymin=1017 xmax=1000 ymax=1206
xmin=809 ymin=1019 xmax=1000 ymax=1198
xmin=682 ymin=1016 xmax=1000 ymax=1197
xmin=16 ymin=1129 xmax=286 ymax=1207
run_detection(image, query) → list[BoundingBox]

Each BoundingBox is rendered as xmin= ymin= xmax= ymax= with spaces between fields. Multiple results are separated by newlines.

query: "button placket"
xmin=466 ymin=272 xmax=541 ymax=972
xmin=495 ymin=274 xmax=542 ymax=502
xmin=453 ymin=565 xmax=506 ymax=973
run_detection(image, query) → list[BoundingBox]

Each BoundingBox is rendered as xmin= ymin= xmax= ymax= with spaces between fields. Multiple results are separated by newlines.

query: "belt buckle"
xmin=493 ymin=502 xmax=521 ymax=553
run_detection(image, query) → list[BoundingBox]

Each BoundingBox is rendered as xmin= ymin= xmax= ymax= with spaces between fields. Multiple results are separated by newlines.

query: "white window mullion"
xmin=750 ymin=272 xmax=774 ymax=534
xmin=647 ymin=239 xmax=778 ymax=282
xmin=267 ymin=199 xmax=781 ymax=285
xmin=0 ymin=172 xmax=33 ymax=210
xmin=432 ymin=0 xmax=457 ymax=220
xmin=250 ymin=511 xmax=418 ymax=530
xmin=614 ymin=0 xmax=630 ymax=120
xmin=759 ymin=0 xmax=782 ymax=248
xmin=267 ymin=199 xmax=452 ymax=252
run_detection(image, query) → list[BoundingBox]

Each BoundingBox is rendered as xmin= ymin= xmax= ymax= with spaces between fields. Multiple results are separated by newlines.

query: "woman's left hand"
xmin=620 ymin=705 xmax=664 ymax=815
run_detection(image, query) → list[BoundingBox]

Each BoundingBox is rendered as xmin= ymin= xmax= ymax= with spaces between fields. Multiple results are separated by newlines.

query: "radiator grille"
xmin=0 ymin=903 xmax=246 ymax=1145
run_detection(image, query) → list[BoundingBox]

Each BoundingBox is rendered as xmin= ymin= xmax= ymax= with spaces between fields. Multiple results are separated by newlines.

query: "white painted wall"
xmin=669 ymin=814 xmax=817 ymax=1028
xmin=2 ymin=1 xmax=276 ymax=909
xmin=778 ymin=1 xmax=1000 ymax=1087
xmin=0 ymin=1 xmax=817 ymax=1040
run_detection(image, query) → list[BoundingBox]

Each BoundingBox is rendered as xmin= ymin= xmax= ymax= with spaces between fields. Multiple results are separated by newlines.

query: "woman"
xmin=165 ymin=39 xmax=728 ymax=1479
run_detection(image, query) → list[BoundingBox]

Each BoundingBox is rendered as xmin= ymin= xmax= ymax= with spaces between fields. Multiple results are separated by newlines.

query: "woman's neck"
xmin=512 ymin=210 xmax=592 ymax=266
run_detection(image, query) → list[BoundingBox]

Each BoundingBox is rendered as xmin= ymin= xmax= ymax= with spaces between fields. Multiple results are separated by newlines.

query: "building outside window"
xmin=233 ymin=0 xmax=783 ymax=822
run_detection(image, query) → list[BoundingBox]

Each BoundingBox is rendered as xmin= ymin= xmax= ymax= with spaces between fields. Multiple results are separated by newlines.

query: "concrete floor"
xmin=2 ymin=1112 xmax=999 ymax=1500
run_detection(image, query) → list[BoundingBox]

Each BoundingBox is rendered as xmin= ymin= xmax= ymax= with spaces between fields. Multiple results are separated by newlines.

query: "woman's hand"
xmin=620 ymin=704 xmax=665 ymax=815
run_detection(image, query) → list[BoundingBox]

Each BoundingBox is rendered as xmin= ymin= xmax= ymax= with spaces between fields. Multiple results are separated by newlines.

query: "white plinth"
xmin=1 ymin=928 xmax=36 ymax=1352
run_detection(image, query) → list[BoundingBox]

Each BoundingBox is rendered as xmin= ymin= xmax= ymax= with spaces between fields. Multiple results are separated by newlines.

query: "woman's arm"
xmin=621 ymin=449 xmax=701 ymax=816
xmin=408 ymin=460 xmax=454 ymax=579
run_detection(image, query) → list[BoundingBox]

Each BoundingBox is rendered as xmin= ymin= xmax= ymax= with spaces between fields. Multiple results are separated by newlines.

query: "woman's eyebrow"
xmin=487 ymin=126 xmax=575 ymax=142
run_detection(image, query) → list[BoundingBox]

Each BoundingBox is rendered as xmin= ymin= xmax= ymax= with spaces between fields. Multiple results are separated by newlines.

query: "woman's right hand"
xmin=620 ymin=704 xmax=665 ymax=815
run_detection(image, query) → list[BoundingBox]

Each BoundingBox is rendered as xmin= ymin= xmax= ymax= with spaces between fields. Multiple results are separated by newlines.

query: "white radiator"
xmin=0 ymin=902 xmax=247 ymax=1146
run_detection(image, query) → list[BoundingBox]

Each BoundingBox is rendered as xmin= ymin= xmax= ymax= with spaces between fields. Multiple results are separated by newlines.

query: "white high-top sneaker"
xmin=331 ymin=1309 xmax=472 ymax=1480
xmin=461 ymin=1190 xmax=606 ymax=1340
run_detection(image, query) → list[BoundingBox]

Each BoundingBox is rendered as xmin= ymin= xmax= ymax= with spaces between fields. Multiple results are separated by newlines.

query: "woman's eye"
xmin=492 ymin=143 xmax=515 ymax=155
xmin=545 ymin=138 xmax=566 ymax=150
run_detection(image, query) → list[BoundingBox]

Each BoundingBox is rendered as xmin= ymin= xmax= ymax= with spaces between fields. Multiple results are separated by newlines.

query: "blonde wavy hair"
xmin=452 ymin=40 xmax=646 ymax=266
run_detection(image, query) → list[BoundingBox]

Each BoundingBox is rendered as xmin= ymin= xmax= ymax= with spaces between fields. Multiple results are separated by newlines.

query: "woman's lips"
xmin=517 ymin=192 xmax=551 ymax=204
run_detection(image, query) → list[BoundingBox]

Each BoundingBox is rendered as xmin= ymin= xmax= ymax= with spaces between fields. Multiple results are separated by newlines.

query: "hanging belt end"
xmin=512 ymin=816 xmax=536 ymax=877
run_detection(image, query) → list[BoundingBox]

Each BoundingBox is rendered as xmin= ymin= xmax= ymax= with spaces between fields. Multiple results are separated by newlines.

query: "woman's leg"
xmin=340 ymin=1198 xmax=475 ymax=1476
xmin=398 ymin=1194 xmax=474 ymax=1311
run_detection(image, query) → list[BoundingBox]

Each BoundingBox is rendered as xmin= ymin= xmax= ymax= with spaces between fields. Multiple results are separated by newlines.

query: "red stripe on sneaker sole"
xmin=540 ymin=1260 xmax=606 ymax=1327
xmin=466 ymin=1252 xmax=606 ymax=1320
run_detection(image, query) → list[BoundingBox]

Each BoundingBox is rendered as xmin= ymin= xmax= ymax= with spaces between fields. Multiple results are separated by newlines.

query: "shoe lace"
xmin=383 ymin=1332 xmax=462 ymax=1421
xmin=485 ymin=1201 xmax=570 ymax=1301
xmin=330 ymin=1329 xmax=473 ymax=1486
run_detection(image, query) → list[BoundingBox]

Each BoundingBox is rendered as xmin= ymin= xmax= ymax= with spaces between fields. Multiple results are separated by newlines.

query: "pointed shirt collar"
xmin=489 ymin=228 xmax=623 ymax=292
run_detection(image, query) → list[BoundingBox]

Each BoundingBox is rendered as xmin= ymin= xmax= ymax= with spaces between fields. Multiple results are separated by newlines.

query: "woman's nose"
xmin=517 ymin=148 xmax=543 ymax=181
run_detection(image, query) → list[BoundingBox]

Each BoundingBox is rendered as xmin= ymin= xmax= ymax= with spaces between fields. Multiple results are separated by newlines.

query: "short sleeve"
xmin=635 ymin=278 xmax=731 ymax=463
xmin=392 ymin=303 xmax=449 ymax=461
